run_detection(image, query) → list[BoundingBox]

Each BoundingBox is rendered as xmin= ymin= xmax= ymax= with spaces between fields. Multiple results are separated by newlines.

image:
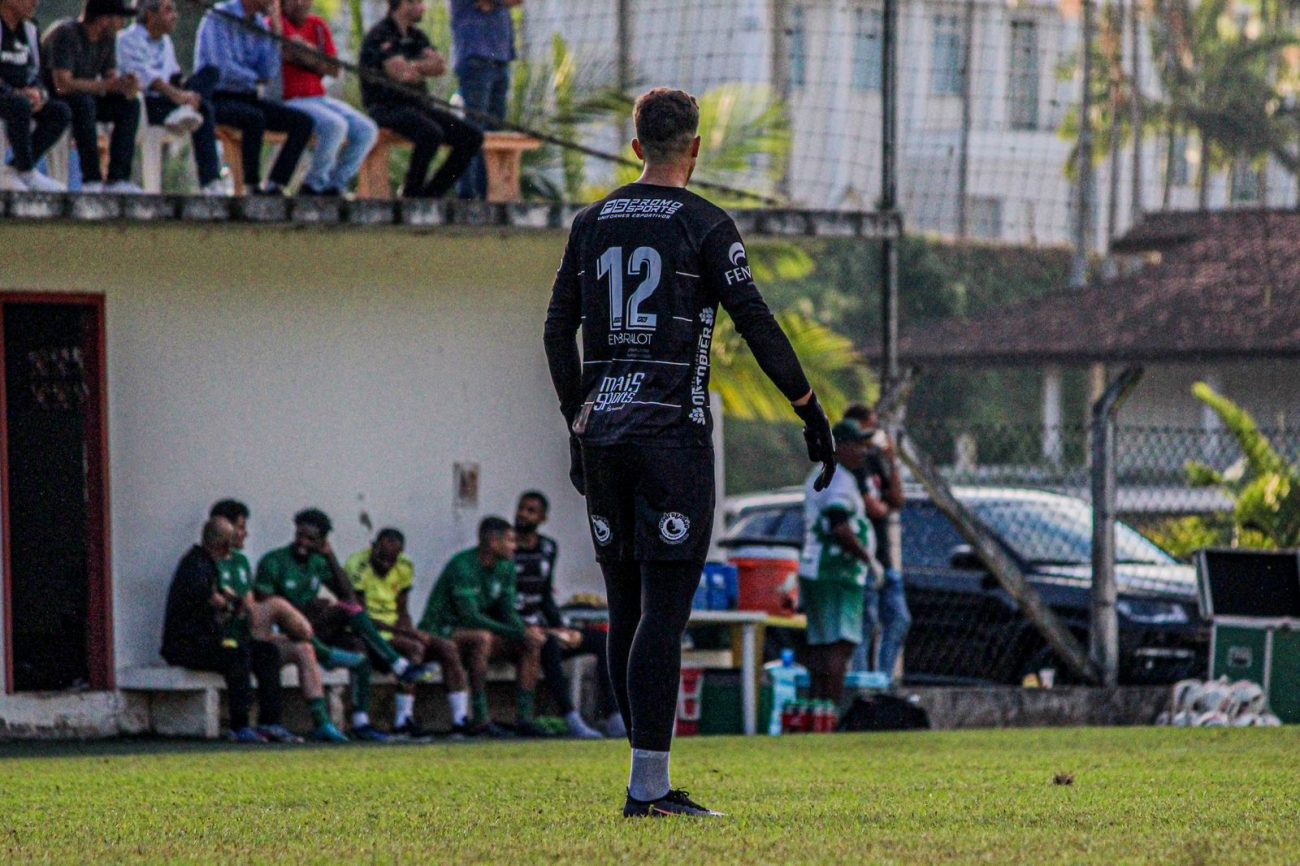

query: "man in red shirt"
xmin=277 ymin=0 xmax=376 ymax=195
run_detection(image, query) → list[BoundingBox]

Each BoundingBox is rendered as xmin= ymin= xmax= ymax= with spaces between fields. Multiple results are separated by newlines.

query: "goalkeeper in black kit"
xmin=544 ymin=87 xmax=836 ymax=818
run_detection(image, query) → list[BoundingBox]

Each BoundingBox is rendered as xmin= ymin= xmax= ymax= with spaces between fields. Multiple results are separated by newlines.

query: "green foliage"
xmin=1187 ymin=382 xmax=1300 ymax=549
xmin=1142 ymin=514 xmax=1232 ymax=559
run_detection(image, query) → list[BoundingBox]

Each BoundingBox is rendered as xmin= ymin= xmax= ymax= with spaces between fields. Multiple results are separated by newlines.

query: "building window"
xmin=931 ymin=14 xmax=963 ymax=96
xmin=790 ymin=6 xmax=807 ymax=89
xmin=853 ymin=7 xmax=883 ymax=91
xmin=969 ymin=196 xmax=1003 ymax=239
xmin=1008 ymin=20 xmax=1039 ymax=130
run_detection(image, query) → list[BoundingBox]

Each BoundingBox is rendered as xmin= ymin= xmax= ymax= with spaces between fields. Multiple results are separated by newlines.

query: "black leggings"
xmin=602 ymin=559 xmax=701 ymax=752
xmin=368 ymin=103 xmax=484 ymax=198
xmin=172 ymin=638 xmax=283 ymax=730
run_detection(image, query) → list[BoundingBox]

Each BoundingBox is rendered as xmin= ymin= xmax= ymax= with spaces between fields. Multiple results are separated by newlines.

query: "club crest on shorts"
xmin=659 ymin=512 xmax=690 ymax=545
xmin=591 ymin=514 xmax=612 ymax=546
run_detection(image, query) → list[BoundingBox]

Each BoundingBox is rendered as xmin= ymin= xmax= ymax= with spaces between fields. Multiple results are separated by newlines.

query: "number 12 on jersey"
xmin=598 ymin=246 xmax=661 ymax=332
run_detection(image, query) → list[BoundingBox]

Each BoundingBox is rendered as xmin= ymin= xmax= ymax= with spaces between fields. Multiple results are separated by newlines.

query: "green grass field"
xmin=2 ymin=727 xmax=1297 ymax=864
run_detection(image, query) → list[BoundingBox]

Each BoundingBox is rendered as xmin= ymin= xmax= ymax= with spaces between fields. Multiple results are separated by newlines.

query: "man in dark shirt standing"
xmin=359 ymin=0 xmax=482 ymax=198
xmin=0 ymin=0 xmax=70 ymax=191
xmin=449 ymin=0 xmax=518 ymax=199
xmin=43 ymin=0 xmax=142 ymax=193
xmin=161 ymin=516 xmax=283 ymax=743
xmin=512 ymin=490 xmax=617 ymax=740
xmin=544 ymin=87 xmax=836 ymax=818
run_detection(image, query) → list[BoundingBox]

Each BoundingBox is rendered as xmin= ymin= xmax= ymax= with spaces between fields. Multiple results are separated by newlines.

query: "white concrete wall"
xmin=0 ymin=223 xmax=625 ymax=678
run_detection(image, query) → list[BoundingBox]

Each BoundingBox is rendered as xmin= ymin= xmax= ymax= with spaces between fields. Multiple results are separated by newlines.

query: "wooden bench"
xmin=354 ymin=128 xmax=541 ymax=202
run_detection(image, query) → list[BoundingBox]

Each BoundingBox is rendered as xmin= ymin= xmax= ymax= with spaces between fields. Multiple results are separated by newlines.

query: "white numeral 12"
xmin=598 ymin=245 xmax=661 ymax=332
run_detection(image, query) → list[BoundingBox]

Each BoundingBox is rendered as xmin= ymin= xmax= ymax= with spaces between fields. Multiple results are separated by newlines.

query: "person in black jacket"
xmin=160 ymin=516 xmax=282 ymax=743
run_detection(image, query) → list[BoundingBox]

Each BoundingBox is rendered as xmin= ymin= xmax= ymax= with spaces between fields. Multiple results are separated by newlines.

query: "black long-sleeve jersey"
xmin=544 ymin=183 xmax=812 ymax=448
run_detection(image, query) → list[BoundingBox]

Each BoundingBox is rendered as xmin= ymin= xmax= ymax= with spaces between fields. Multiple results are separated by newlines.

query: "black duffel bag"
xmin=837 ymin=694 xmax=931 ymax=732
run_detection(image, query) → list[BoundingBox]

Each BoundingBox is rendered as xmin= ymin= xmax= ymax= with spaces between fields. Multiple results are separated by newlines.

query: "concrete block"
xmin=180 ymin=195 xmax=233 ymax=221
xmin=905 ymin=686 xmax=1168 ymax=730
xmin=399 ymin=198 xmax=445 ymax=226
xmin=346 ymin=199 xmax=397 ymax=226
xmin=238 ymin=194 xmax=289 ymax=223
xmin=809 ymin=211 xmax=861 ymax=237
xmin=0 ymin=691 xmax=125 ymax=739
xmin=731 ymin=210 xmax=761 ymax=235
xmin=558 ymin=203 xmax=586 ymax=227
xmin=449 ymin=200 xmax=501 ymax=227
xmin=506 ymin=203 xmax=556 ymax=229
xmin=121 ymin=195 xmax=178 ymax=222
xmin=70 ymin=193 xmax=124 ymax=221
xmin=149 ymin=688 xmax=220 ymax=738
xmin=291 ymin=197 xmax=342 ymax=225
xmin=8 ymin=191 xmax=66 ymax=220
xmin=757 ymin=210 xmax=811 ymax=237
xmin=863 ymin=210 xmax=902 ymax=239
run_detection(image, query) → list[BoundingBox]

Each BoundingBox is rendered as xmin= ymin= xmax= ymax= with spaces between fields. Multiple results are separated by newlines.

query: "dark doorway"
xmin=2 ymin=297 xmax=111 ymax=693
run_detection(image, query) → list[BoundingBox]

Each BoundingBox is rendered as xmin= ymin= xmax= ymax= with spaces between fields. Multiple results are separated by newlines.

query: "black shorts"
xmin=581 ymin=443 xmax=714 ymax=563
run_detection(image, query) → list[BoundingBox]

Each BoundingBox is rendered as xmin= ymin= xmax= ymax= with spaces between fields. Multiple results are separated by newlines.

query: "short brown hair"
xmin=633 ymin=88 xmax=700 ymax=163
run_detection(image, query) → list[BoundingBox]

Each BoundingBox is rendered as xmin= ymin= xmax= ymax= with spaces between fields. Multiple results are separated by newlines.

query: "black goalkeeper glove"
xmin=568 ymin=433 xmax=586 ymax=496
xmin=793 ymin=392 xmax=836 ymax=491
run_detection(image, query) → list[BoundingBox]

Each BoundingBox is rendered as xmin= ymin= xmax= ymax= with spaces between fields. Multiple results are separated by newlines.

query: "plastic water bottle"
xmin=764 ymin=649 xmax=805 ymax=736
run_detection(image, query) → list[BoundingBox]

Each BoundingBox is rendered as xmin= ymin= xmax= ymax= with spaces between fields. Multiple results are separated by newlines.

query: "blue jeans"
xmin=287 ymin=95 xmax=379 ymax=192
xmin=850 ymin=569 xmax=912 ymax=680
xmin=455 ymin=56 xmax=509 ymax=199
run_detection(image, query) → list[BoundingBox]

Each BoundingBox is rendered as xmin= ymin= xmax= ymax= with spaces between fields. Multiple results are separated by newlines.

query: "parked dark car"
xmin=720 ymin=485 xmax=1209 ymax=685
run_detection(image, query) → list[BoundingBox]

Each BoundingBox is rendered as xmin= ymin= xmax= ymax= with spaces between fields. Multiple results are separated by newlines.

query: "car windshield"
xmin=728 ymin=505 xmax=803 ymax=544
xmin=970 ymin=496 xmax=1173 ymax=566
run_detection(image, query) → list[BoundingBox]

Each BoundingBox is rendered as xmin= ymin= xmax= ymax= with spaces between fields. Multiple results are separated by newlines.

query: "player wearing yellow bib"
xmin=345 ymin=528 xmax=487 ymax=738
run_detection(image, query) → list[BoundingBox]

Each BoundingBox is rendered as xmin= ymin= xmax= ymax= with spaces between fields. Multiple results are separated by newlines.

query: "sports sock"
xmin=448 ymin=690 xmax=470 ymax=726
xmin=346 ymin=611 xmax=403 ymax=667
xmin=352 ymin=711 xmax=371 ymax=728
xmin=628 ymin=748 xmax=671 ymax=802
xmin=349 ymin=660 xmax=372 ymax=714
xmin=395 ymin=693 xmax=415 ymax=728
xmin=516 ymin=689 xmax=536 ymax=723
xmin=472 ymin=690 xmax=489 ymax=725
xmin=309 ymin=697 xmax=330 ymax=729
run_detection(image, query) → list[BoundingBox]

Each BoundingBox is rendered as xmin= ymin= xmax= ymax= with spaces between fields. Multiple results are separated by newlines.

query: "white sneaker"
xmin=18 ymin=170 xmax=65 ymax=193
xmin=564 ymin=711 xmax=603 ymax=740
xmin=105 ymin=180 xmax=145 ymax=195
xmin=0 ymin=166 xmax=29 ymax=192
xmin=81 ymin=181 xmax=105 ymax=193
xmin=163 ymin=105 xmax=204 ymax=136
xmin=200 ymin=179 xmax=228 ymax=197
xmin=601 ymin=712 xmax=627 ymax=739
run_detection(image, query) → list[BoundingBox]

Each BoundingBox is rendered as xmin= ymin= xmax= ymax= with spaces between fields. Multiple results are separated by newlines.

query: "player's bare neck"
xmin=636 ymin=164 xmax=690 ymax=189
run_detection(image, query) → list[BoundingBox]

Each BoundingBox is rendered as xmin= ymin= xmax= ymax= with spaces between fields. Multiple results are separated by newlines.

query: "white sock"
xmin=448 ymin=690 xmax=470 ymax=726
xmin=391 ymin=657 xmax=410 ymax=676
xmin=628 ymin=748 xmax=671 ymax=802
xmin=351 ymin=711 xmax=370 ymax=728
xmin=395 ymin=693 xmax=415 ymax=728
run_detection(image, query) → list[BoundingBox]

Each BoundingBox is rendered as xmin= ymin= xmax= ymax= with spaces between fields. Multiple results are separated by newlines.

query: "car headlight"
xmin=1117 ymin=599 xmax=1190 ymax=624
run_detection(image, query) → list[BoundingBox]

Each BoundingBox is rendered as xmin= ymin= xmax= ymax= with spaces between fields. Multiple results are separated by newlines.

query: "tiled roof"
xmin=894 ymin=209 xmax=1300 ymax=365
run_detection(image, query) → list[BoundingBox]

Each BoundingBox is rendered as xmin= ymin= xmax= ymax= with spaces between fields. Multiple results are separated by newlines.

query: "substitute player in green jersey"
xmin=798 ymin=419 xmax=881 ymax=705
xmin=420 ymin=517 xmax=547 ymax=736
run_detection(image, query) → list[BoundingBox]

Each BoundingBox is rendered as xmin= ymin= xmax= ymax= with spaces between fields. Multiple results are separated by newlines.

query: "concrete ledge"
xmin=0 ymin=691 xmax=128 ymax=739
xmin=0 ymin=191 xmax=903 ymax=239
xmin=904 ymin=686 xmax=1169 ymax=730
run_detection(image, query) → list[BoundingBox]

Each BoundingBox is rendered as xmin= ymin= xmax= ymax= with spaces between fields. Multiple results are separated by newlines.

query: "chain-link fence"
xmin=878 ymin=419 xmax=1300 ymax=686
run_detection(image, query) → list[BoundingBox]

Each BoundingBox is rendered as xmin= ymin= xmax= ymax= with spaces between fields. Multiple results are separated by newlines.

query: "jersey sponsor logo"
xmin=591 ymin=515 xmax=612 ymax=545
xmin=608 ymin=331 xmax=653 ymax=346
xmin=689 ymin=308 xmax=715 ymax=416
xmin=723 ymin=243 xmax=752 ymax=286
xmin=2 ymin=44 xmax=31 ymax=66
xmin=594 ymin=372 xmax=645 ymax=412
xmin=659 ymin=512 xmax=690 ymax=545
xmin=598 ymin=198 xmax=684 ymax=219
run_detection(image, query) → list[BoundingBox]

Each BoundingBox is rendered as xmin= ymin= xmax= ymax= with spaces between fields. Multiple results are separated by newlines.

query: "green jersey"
xmin=254 ymin=545 xmax=333 ymax=611
xmin=218 ymin=551 xmax=254 ymax=640
xmin=419 ymin=547 xmax=526 ymax=640
xmin=797 ymin=464 xmax=875 ymax=586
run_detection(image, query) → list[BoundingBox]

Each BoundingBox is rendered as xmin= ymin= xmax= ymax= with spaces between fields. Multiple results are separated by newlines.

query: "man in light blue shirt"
xmin=194 ymin=0 xmax=311 ymax=194
xmin=449 ymin=0 xmax=518 ymax=199
xmin=118 ymin=0 xmax=223 ymax=192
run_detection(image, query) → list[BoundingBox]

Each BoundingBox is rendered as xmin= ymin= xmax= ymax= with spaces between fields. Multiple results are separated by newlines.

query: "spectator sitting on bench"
xmin=194 ymin=0 xmax=312 ymax=195
xmin=420 ymin=516 xmax=545 ymax=737
xmin=359 ymin=0 xmax=482 ymax=199
xmin=42 ymin=0 xmax=143 ymax=193
xmin=276 ymin=0 xmax=376 ymax=196
xmin=160 ymin=516 xmax=281 ymax=743
xmin=210 ymin=498 xmax=347 ymax=743
xmin=513 ymin=490 xmax=620 ymax=740
xmin=0 ymin=0 xmax=70 ymax=192
xmin=116 ymin=0 xmax=225 ymax=195
xmin=345 ymin=528 xmax=492 ymax=738
xmin=254 ymin=507 xmax=433 ymax=742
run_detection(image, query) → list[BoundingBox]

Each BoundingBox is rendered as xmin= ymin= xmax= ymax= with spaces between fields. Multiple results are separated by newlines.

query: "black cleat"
xmin=623 ymin=788 xmax=724 ymax=818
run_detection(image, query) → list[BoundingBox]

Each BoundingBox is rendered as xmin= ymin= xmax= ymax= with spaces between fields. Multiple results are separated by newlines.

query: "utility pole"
xmin=1072 ymin=0 xmax=1095 ymax=288
xmin=956 ymin=0 xmax=975 ymax=239
xmin=881 ymin=0 xmax=899 ymax=385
